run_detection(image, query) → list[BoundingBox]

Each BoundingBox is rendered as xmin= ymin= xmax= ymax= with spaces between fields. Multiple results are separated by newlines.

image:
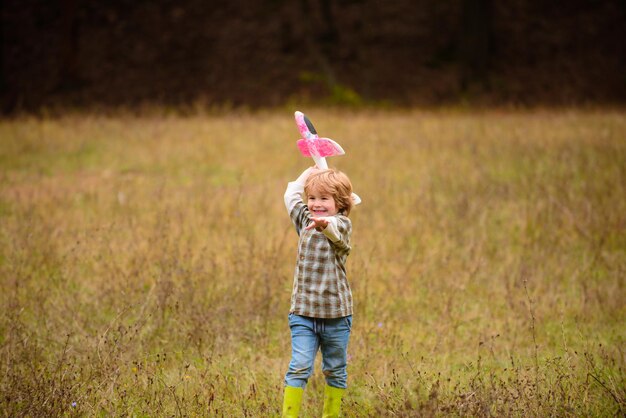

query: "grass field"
xmin=1 ymin=108 xmax=624 ymax=416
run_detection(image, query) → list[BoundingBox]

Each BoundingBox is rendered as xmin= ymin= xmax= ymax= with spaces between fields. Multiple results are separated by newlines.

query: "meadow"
xmin=0 ymin=108 xmax=624 ymax=417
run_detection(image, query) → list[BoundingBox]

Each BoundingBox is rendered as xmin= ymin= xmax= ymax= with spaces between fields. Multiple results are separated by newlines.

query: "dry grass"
xmin=0 ymin=108 xmax=624 ymax=416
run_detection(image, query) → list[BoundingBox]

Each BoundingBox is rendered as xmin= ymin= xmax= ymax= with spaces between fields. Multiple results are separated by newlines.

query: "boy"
xmin=282 ymin=167 xmax=355 ymax=418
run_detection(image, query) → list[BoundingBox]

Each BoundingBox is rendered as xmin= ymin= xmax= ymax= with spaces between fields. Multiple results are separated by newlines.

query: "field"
xmin=1 ymin=108 xmax=624 ymax=416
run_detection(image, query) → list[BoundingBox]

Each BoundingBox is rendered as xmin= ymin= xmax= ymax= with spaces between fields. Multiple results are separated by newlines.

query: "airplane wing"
xmin=296 ymin=138 xmax=345 ymax=157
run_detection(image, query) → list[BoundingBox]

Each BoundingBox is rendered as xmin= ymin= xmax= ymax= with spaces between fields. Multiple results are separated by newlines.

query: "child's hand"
xmin=306 ymin=216 xmax=329 ymax=231
xmin=295 ymin=166 xmax=320 ymax=184
xmin=305 ymin=166 xmax=322 ymax=177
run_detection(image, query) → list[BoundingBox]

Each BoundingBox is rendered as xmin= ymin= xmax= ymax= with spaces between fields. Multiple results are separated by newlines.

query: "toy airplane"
xmin=294 ymin=111 xmax=361 ymax=205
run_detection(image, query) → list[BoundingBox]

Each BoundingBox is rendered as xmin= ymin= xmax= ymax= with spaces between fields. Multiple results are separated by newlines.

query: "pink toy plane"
xmin=294 ymin=111 xmax=361 ymax=205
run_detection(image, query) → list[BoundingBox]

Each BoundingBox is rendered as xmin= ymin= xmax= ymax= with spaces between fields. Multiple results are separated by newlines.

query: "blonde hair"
xmin=304 ymin=169 xmax=354 ymax=216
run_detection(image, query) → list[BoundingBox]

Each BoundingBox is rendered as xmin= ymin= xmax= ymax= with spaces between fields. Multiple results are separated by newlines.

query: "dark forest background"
xmin=1 ymin=0 xmax=625 ymax=113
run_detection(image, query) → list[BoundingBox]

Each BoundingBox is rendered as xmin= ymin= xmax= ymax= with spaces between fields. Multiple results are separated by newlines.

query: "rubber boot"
xmin=282 ymin=386 xmax=304 ymax=418
xmin=322 ymin=385 xmax=345 ymax=418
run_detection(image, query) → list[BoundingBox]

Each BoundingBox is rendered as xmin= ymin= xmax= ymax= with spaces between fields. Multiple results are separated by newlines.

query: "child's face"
xmin=307 ymin=186 xmax=338 ymax=217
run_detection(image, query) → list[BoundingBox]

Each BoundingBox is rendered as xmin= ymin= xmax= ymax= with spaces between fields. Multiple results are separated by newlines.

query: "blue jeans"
xmin=285 ymin=313 xmax=353 ymax=389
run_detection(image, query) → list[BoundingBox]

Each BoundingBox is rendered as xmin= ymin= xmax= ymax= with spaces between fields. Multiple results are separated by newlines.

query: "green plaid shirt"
xmin=285 ymin=182 xmax=353 ymax=318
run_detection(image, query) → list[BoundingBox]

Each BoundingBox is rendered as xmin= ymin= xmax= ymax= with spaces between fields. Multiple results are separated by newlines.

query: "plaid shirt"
xmin=285 ymin=183 xmax=353 ymax=318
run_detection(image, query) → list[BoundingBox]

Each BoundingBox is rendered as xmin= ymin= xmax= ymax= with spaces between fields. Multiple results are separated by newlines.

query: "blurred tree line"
xmin=1 ymin=0 xmax=624 ymax=112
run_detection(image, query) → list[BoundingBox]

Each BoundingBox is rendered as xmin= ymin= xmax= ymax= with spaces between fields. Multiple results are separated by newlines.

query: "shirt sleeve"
xmin=320 ymin=217 xmax=340 ymax=242
xmin=285 ymin=180 xmax=310 ymax=235
xmin=284 ymin=181 xmax=304 ymax=214
xmin=284 ymin=168 xmax=313 ymax=213
xmin=322 ymin=215 xmax=351 ymax=255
